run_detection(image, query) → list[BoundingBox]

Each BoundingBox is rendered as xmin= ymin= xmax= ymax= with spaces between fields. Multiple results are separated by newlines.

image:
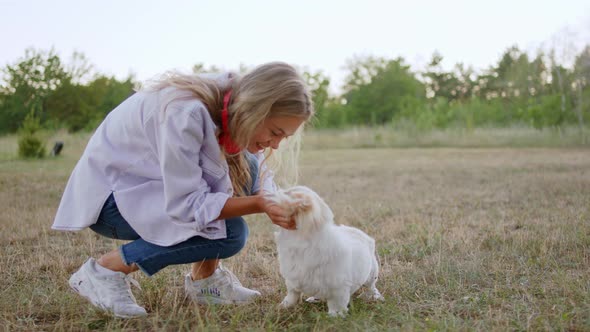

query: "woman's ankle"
xmin=191 ymin=270 xmax=215 ymax=281
xmin=97 ymin=251 xmax=137 ymax=274
xmin=191 ymin=259 xmax=219 ymax=280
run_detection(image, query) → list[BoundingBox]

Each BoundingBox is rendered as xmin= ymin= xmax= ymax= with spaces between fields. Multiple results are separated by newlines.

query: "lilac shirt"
xmin=52 ymin=84 xmax=274 ymax=246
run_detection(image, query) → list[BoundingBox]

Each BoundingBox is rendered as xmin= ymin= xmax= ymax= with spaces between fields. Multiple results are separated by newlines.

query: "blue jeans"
xmin=89 ymin=153 xmax=259 ymax=276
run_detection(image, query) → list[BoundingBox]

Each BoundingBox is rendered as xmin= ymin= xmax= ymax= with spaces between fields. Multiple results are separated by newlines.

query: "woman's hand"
xmin=259 ymin=196 xmax=296 ymax=230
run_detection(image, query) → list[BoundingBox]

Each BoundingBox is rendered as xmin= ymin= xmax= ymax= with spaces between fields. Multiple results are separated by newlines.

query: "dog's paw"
xmin=327 ymin=308 xmax=348 ymax=318
xmin=359 ymin=289 xmax=384 ymax=302
xmin=372 ymin=292 xmax=385 ymax=301
xmin=279 ymin=299 xmax=296 ymax=309
xmin=373 ymin=288 xmax=385 ymax=301
xmin=305 ymin=296 xmax=320 ymax=303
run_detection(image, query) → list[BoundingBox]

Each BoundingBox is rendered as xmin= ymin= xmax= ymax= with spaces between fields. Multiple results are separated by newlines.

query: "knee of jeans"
xmin=222 ymin=217 xmax=249 ymax=258
xmin=89 ymin=222 xmax=117 ymax=239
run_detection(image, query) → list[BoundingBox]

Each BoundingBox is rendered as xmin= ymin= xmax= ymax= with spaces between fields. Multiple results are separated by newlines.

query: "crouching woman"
xmin=52 ymin=62 xmax=313 ymax=318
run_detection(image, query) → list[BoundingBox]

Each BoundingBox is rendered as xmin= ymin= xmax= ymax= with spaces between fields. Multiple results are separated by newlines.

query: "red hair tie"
xmin=218 ymin=89 xmax=241 ymax=154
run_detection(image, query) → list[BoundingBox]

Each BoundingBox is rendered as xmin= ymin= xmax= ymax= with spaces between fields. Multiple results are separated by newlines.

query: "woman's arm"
xmin=216 ymin=196 xmax=296 ymax=230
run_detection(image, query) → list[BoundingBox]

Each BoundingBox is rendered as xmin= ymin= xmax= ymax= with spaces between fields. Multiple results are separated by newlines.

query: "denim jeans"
xmin=89 ymin=153 xmax=259 ymax=276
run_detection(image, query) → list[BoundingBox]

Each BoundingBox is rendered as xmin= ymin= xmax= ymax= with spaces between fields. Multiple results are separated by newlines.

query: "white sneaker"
xmin=69 ymin=258 xmax=147 ymax=318
xmin=185 ymin=265 xmax=261 ymax=304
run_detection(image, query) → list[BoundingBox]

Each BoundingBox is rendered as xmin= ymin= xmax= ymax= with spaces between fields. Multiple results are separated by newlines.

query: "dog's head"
xmin=268 ymin=185 xmax=335 ymax=235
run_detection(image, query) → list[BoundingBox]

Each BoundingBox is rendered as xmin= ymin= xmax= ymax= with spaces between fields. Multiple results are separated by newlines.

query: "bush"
xmin=17 ymin=111 xmax=46 ymax=158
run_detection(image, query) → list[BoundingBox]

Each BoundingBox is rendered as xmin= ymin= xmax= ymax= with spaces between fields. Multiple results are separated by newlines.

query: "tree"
xmin=17 ymin=110 xmax=46 ymax=158
xmin=303 ymin=70 xmax=333 ymax=127
xmin=67 ymin=51 xmax=95 ymax=84
xmin=342 ymin=56 xmax=425 ymax=125
xmin=0 ymin=48 xmax=70 ymax=133
xmin=423 ymin=52 xmax=461 ymax=102
xmin=572 ymin=45 xmax=590 ymax=128
xmin=452 ymin=63 xmax=476 ymax=102
xmin=549 ymin=49 xmax=570 ymax=118
xmin=192 ymin=62 xmax=222 ymax=74
xmin=44 ymin=75 xmax=135 ymax=132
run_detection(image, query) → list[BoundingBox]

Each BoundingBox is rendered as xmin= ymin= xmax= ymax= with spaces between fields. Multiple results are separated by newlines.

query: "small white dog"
xmin=268 ymin=186 xmax=384 ymax=317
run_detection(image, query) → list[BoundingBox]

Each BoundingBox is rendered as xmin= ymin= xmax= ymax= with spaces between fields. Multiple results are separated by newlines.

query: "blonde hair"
xmin=145 ymin=62 xmax=314 ymax=196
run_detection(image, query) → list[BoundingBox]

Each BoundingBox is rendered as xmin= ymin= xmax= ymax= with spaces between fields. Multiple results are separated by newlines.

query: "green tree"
xmin=44 ymin=75 xmax=135 ymax=132
xmin=342 ymin=56 xmax=425 ymax=125
xmin=303 ymin=70 xmax=335 ymax=127
xmin=17 ymin=110 xmax=46 ymax=158
xmin=67 ymin=51 xmax=95 ymax=84
xmin=572 ymin=45 xmax=590 ymax=128
xmin=0 ymin=48 xmax=70 ymax=133
xmin=452 ymin=63 xmax=476 ymax=102
xmin=423 ymin=52 xmax=460 ymax=101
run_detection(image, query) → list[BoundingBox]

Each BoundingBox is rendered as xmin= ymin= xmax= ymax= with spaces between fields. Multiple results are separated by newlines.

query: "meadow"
xmin=0 ymin=128 xmax=589 ymax=331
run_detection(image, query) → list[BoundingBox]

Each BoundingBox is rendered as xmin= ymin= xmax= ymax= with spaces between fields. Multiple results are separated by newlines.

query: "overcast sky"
xmin=1 ymin=0 xmax=589 ymax=92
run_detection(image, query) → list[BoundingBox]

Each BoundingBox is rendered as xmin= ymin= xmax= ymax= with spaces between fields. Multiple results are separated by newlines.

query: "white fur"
xmin=269 ymin=186 xmax=384 ymax=317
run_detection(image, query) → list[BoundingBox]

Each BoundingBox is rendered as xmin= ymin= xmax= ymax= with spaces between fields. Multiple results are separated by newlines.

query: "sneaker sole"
xmin=68 ymin=271 xmax=147 ymax=318
xmin=188 ymin=294 xmax=258 ymax=305
xmin=69 ymin=271 xmax=105 ymax=309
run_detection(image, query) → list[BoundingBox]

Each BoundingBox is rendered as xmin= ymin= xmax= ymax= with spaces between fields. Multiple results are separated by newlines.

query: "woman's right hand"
xmin=259 ymin=196 xmax=296 ymax=230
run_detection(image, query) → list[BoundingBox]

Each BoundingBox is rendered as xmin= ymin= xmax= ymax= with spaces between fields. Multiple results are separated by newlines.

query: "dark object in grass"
xmin=51 ymin=141 xmax=64 ymax=156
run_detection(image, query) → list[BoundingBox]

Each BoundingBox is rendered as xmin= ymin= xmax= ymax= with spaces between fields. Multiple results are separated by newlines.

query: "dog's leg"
xmin=327 ymin=291 xmax=350 ymax=317
xmin=370 ymin=253 xmax=385 ymax=301
xmin=360 ymin=254 xmax=385 ymax=301
xmin=367 ymin=279 xmax=384 ymax=301
xmin=279 ymin=288 xmax=301 ymax=308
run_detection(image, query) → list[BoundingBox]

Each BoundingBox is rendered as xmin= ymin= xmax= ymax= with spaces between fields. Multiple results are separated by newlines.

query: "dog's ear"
xmin=291 ymin=192 xmax=312 ymax=213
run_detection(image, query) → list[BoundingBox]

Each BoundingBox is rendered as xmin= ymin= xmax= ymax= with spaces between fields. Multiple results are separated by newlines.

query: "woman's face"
xmin=247 ymin=116 xmax=305 ymax=153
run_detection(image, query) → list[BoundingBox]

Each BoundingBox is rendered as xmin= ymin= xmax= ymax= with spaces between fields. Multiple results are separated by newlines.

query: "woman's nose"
xmin=270 ymin=137 xmax=281 ymax=149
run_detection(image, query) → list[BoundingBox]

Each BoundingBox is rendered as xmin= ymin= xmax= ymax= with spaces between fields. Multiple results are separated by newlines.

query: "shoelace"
xmin=125 ymin=275 xmax=142 ymax=290
xmin=218 ymin=266 xmax=243 ymax=288
xmin=104 ymin=275 xmax=142 ymax=304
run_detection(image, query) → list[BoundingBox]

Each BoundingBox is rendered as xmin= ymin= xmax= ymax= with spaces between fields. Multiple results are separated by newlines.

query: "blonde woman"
xmin=52 ymin=62 xmax=314 ymax=318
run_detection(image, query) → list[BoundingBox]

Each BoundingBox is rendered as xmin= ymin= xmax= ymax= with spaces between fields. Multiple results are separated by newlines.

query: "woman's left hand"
xmin=259 ymin=197 xmax=296 ymax=230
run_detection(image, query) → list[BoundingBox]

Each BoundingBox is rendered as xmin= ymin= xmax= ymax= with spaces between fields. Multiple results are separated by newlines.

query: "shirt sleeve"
xmin=154 ymin=103 xmax=230 ymax=231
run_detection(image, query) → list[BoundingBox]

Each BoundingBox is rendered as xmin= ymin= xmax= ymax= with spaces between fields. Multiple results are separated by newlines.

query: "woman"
xmin=52 ymin=62 xmax=314 ymax=318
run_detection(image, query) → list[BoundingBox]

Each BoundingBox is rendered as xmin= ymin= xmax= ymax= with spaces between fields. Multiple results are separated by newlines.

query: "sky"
xmin=1 ymin=0 xmax=589 ymax=93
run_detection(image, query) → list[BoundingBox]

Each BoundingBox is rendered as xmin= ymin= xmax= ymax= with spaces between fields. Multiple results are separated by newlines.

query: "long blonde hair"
xmin=145 ymin=62 xmax=314 ymax=196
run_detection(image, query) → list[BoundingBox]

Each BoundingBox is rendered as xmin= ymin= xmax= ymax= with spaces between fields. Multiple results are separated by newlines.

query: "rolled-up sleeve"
xmin=155 ymin=105 xmax=229 ymax=231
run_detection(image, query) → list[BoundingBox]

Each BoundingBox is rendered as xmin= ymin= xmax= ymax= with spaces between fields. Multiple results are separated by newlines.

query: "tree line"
xmin=313 ymin=45 xmax=590 ymax=131
xmin=1 ymin=45 xmax=589 ymax=137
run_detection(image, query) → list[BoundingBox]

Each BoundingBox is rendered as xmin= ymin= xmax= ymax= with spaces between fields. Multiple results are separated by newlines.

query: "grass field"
xmin=0 ymin=130 xmax=589 ymax=331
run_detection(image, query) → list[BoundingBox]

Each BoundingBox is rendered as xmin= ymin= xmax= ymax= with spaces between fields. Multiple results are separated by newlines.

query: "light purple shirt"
xmin=52 ymin=84 xmax=274 ymax=246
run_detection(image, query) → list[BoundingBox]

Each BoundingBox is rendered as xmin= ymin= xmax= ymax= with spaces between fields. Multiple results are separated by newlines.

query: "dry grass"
xmin=303 ymin=126 xmax=590 ymax=149
xmin=0 ymin=132 xmax=589 ymax=331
